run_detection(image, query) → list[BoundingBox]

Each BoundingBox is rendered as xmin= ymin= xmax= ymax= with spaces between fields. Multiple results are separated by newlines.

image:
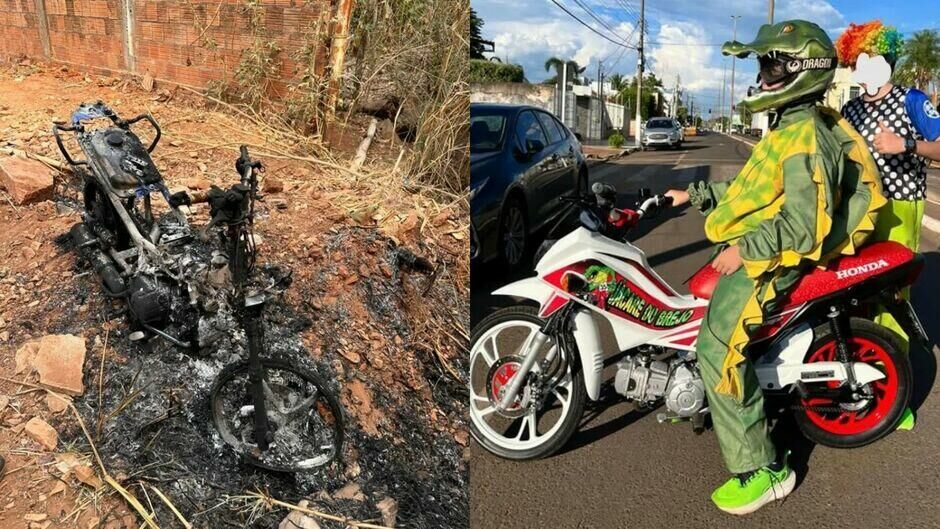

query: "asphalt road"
xmin=470 ymin=132 xmax=940 ymax=528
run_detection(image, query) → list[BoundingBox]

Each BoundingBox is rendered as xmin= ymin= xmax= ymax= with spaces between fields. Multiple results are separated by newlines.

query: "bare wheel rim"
xmin=469 ymin=320 xmax=574 ymax=451
xmin=212 ymin=363 xmax=342 ymax=471
xmin=501 ymin=206 xmax=526 ymax=265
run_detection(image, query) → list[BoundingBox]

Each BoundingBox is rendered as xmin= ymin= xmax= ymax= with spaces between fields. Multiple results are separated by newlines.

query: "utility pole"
xmin=561 ymin=63 xmax=568 ymax=126
xmin=768 ymin=0 xmax=774 ymax=24
xmin=634 ymin=0 xmax=645 ymax=147
xmin=597 ymin=60 xmax=603 ymax=140
xmin=729 ymin=15 xmax=741 ymax=134
xmin=600 ymin=69 xmax=606 ymax=139
xmin=720 ymin=60 xmax=727 ymax=132
xmin=673 ymin=74 xmax=680 ymax=118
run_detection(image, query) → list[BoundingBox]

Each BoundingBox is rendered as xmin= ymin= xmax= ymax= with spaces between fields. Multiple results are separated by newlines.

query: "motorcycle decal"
xmin=571 ymin=264 xmax=696 ymax=329
xmin=835 ymin=259 xmax=889 ymax=280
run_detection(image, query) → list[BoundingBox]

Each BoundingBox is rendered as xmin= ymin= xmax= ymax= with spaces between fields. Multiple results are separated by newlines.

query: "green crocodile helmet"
xmin=723 ymin=20 xmax=837 ymax=113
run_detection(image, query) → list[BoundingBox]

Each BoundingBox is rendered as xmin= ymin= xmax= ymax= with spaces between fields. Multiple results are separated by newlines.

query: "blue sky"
xmin=473 ymin=0 xmax=940 ymax=119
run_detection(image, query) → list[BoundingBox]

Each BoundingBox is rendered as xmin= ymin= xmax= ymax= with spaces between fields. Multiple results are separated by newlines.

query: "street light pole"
xmin=729 ymin=15 xmax=741 ymax=133
xmin=768 ymin=0 xmax=774 ymax=24
xmin=634 ymin=0 xmax=645 ymax=148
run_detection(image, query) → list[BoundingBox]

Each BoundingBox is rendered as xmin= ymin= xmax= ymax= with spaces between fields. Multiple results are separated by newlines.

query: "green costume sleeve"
xmin=687 ymin=180 xmax=732 ymax=215
xmin=736 ymin=152 xmax=834 ymax=274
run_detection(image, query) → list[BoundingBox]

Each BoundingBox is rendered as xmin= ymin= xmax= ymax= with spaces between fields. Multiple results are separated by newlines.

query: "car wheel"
xmin=499 ymin=197 xmax=528 ymax=268
xmin=577 ymin=168 xmax=589 ymax=197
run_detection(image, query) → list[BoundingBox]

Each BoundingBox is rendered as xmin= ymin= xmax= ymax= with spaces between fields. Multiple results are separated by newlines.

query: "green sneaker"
xmin=711 ymin=463 xmax=796 ymax=515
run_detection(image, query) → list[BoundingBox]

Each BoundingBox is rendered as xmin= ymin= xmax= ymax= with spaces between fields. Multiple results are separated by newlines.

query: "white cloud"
xmin=647 ymin=22 xmax=723 ymax=91
xmin=488 ymin=18 xmax=636 ymax=80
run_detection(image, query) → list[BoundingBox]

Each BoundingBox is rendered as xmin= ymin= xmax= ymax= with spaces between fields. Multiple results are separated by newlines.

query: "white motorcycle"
xmin=470 ymin=183 xmax=927 ymax=459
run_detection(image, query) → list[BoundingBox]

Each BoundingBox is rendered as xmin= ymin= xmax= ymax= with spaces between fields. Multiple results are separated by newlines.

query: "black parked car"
xmin=470 ymin=103 xmax=588 ymax=267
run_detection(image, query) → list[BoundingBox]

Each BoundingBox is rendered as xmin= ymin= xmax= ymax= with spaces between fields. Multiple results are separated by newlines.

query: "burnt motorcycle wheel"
xmin=210 ymin=358 xmax=345 ymax=472
xmin=793 ymin=318 xmax=911 ymax=449
xmin=469 ymin=305 xmax=586 ymax=460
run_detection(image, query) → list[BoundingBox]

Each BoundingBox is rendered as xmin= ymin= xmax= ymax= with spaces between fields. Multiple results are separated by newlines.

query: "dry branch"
xmin=351 ymin=118 xmax=378 ymax=171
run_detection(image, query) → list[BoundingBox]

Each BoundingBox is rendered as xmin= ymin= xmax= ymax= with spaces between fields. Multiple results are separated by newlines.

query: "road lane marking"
xmin=723 ymin=133 xmax=757 ymax=148
xmin=923 ymin=214 xmax=940 ymax=235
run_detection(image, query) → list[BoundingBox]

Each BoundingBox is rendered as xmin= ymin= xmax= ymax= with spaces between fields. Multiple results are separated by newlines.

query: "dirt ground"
xmin=0 ymin=60 xmax=469 ymax=528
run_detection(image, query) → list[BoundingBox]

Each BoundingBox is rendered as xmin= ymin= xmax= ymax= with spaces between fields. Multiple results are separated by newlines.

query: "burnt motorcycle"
xmin=55 ymin=101 xmax=344 ymax=471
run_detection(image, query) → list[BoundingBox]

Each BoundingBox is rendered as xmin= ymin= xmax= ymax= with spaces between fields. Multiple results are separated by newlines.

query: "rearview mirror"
xmin=574 ymin=132 xmax=583 ymax=142
xmin=526 ymin=138 xmax=545 ymax=154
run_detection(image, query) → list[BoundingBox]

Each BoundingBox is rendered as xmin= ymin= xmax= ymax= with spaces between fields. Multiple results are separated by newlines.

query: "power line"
xmin=571 ymin=0 xmax=623 ymax=38
xmin=549 ymin=0 xmax=637 ymax=49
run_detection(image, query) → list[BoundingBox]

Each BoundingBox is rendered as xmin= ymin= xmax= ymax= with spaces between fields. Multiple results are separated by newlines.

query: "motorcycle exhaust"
xmin=70 ymin=222 xmax=127 ymax=297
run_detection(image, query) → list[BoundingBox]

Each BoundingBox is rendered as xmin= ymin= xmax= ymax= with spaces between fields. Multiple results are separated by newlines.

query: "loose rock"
xmin=0 ymin=156 xmax=54 ymax=205
xmin=277 ymin=500 xmax=320 ymax=529
xmin=34 ymin=334 xmax=86 ymax=396
xmin=24 ymin=416 xmax=58 ymax=450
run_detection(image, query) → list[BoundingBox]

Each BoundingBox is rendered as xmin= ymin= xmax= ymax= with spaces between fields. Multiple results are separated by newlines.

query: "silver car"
xmin=642 ymin=117 xmax=681 ymax=150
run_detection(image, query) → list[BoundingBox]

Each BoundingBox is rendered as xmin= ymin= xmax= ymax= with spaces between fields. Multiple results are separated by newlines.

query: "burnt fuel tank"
xmin=83 ymin=127 xmax=163 ymax=195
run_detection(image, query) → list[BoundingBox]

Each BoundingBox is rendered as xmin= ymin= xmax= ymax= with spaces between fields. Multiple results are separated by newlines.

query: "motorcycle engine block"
xmin=614 ymin=352 xmax=706 ymax=417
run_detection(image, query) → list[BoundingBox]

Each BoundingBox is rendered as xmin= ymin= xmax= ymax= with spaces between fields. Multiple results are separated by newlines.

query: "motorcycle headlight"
xmin=470 ymin=177 xmax=489 ymax=202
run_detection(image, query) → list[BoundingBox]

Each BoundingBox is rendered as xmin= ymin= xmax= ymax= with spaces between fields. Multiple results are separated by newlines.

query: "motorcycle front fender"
xmin=493 ymin=277 xmax=558 ymax=313
xmin=493 ymin=280 xmax=604 ymax=401
xmin=571 ymin=309 xmax=604 ymax=401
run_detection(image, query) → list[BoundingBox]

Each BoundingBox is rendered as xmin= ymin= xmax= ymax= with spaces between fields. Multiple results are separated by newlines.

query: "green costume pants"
xmin=872 ymin=198 xmax=925 ymax=353
xmin=697 ymin=267 xmax=776 ymax=474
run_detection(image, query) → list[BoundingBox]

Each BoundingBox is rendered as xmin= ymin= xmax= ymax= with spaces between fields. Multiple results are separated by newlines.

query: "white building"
xmin=824 ymin=66 xmax=862 ymax=112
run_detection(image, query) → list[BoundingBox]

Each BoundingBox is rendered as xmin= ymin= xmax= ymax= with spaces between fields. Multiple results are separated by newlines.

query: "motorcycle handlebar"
xmin=636 ymin=194 xmax=672 ymax=218
xmin=51 ymin=122 xmax=87 ymax=166
xmin=120 ymin=113 xmax=162 ymax=153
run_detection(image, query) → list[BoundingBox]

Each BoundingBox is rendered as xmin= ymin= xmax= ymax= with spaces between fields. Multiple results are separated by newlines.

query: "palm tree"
xmin=544 ymin=57 xmax=586 ymax=85
xmin=895 ymin=30 xmax=940 ymax=94
xmin=609 ymin=73 xmax=626 ymax=92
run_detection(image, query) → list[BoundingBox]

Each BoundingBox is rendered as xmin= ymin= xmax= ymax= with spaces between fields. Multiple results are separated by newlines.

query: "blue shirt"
xmin=905 ymin=89 xmax=940 ymax=142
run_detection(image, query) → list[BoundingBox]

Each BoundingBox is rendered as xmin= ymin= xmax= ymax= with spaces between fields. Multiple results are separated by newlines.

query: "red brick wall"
xmin=0 ymin=0 xmax=334 ymax=92
xmin=0 ymin=0 xmax=45 ymax=59
xmin=134 ymin=0 xmax=330 ymax=91
xmin=45 ymin=0 xmax=126 ymax=71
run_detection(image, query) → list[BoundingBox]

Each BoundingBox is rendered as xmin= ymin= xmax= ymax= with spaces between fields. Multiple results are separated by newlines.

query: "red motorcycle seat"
xmin=688 ymin=241 xmax=915 ymax=303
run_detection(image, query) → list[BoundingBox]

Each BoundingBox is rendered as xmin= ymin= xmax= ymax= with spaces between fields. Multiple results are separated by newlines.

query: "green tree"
xmin=544 ymin=57 xmax=586 ymax=85
xmin=609 ymin=73 xmax=626 ymax=92
xmin=470 ymin=7 xmax=485 ymax=59
xmin=895 ymin=29 xmax=940 ymax=92
xmin=617 ymin=73 xmax=665 ymax=120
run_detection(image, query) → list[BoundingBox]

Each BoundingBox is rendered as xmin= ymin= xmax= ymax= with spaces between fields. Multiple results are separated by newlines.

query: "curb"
xmin=584 ymin=145 xmax=639 ymax=167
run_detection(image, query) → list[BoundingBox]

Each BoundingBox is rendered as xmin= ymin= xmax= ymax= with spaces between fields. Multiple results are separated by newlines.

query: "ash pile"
xmin=52 ymin=203 xmax=469 ymax=528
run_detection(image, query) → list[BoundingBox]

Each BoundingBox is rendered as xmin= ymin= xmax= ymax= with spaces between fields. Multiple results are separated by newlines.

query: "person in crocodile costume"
xmin=666 ymin=20 xmax=885 ymax=515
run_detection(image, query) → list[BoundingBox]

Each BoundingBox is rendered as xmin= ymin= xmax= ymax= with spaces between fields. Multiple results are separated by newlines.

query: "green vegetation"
xmin=607 ymin=132 xmax=624 ymax=148
xmin=471 ymin=7 xmax=485 ymax=59
xmin=470 ymin=59 xmax=525 ymax=83
xmin=895 ymin=29 xmax=940 ymax=92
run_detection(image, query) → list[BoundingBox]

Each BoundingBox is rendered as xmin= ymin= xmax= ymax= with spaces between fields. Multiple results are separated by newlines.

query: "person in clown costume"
xmin=835 ymin=21 xmax=940 ymax=430
xmin=665 ymin=20 xmax=885 ymax=514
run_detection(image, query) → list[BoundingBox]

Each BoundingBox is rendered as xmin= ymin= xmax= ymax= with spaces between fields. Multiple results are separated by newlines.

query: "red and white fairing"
xmin=494 ymin=220 xmax=914 ymax=401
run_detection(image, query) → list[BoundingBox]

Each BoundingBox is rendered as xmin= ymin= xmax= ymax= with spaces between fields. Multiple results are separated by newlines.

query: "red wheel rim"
xmin=801 ymin=337 xmax=898 ymax=436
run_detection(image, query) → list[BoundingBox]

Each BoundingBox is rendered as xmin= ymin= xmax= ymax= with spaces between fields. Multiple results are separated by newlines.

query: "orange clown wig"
xmin=835 ymin=21 xmax=904 ymax=68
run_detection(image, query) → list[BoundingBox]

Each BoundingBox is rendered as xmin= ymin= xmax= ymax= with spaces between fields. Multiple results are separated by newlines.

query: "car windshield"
xmin=471 ymin=112 xmax=506 ymax=153
xmin=646 ymin=119 xmax=673 ymax=129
